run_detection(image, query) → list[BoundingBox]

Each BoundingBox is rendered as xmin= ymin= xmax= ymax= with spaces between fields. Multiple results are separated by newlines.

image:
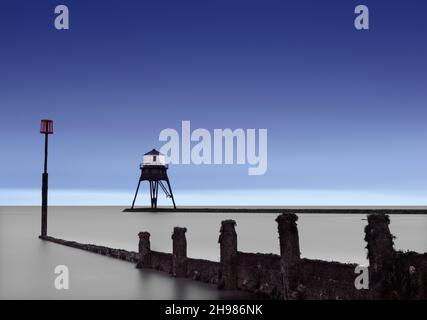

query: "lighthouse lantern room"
xmin=142 ymin=149 xmax=166 ymax=167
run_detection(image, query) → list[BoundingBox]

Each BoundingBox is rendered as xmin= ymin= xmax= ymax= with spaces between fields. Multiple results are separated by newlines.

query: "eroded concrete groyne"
xmin=40 ymin=213 xmax=427 ymax=299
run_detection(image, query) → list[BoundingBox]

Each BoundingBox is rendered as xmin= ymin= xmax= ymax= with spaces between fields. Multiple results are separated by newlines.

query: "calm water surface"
xmin=1 ymin=206 xmax=426 ymax=299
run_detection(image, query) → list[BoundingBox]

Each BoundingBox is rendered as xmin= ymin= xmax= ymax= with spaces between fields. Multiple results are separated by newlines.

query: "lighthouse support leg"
xmin=149 ymin=181 xmax=153 ymax=208
xmin=166 ymin=179 xmax=177 ymax=209
xmin=154 ymin=181 xmax=159 ymax=208
xmin=149 ymin=181 xmax=159 ymax=209
xmin=131 ymin=179 xmax=142 ymax=209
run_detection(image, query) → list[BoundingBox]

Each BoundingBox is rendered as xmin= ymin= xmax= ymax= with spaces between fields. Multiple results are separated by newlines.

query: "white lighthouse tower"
xmin=131 ymin=149 xmax=176 ymax=209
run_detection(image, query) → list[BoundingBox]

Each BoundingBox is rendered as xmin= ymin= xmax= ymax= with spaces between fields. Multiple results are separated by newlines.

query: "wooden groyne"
xmin=40 ymin=213 xmax=427 ymax=300
xmin=39 ymin=236 xmax=140 ymax=263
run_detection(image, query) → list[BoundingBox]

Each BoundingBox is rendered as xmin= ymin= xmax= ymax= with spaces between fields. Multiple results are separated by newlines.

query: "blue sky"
xmin=1 ymin=0 xmax=427 ymax=205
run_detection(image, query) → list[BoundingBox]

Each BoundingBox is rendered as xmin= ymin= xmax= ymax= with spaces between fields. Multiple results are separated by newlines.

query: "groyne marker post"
xmin=137 ymin=232 xmax=151 ymax=268
xmin=172 ymin=227 xmax=188 ymax=277
xmin=40 ymin=119 xmax=53 ymax=237
xmin=276 ymin=213 xmax=301 ymax=299
xmin=218 ymin=220 xmax=238 ymax=290
xmin=365 ymin=214 xmax=395 ymax=299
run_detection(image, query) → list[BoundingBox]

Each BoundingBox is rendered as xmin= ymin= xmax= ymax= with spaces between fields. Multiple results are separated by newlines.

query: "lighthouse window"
xmin=153 ymin=156 xmax=157 ymax=162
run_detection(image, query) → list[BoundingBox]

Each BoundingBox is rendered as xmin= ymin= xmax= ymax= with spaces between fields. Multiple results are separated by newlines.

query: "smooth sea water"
xmin=1 ymin=206 xmax=426 ymax=299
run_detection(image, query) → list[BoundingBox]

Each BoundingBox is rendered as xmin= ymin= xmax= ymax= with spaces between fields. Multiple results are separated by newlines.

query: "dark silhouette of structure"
xmin=40 ymin=119 xmax=53 ymax=237
xmin=131 ymin=149 xmax=176 ymax=209
xmin=41 ymin=213 xmax=427 ymax=300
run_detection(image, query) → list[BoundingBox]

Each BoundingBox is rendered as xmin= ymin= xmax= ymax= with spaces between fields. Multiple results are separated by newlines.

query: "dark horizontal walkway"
xmin=124 ymin=206 xmax=427 ymax=214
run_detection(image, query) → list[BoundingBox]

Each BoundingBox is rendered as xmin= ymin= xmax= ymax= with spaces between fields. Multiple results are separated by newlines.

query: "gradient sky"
xmin=1 ymin=0 xmax=426 ymax=204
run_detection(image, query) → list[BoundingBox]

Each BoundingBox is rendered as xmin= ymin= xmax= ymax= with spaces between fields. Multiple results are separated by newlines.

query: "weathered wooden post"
xmin=365 ymin=214 xmax=395 ymax=299
xmin=218 ymin=220 xmax=238 ymax=290
xmin=172 ymin=227 xmax=187 ymax=277
xmin=137 ymin=232 xmax=151 ymax=268
xmin=276 ymin=213 xmax=301 ymax=299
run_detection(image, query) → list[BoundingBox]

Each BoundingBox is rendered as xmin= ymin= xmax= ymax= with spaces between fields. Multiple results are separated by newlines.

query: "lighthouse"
xmin=131 ymin=149 xmax=176 ymax=209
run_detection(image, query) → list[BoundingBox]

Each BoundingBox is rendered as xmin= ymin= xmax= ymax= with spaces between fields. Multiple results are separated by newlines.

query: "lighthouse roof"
xmin=144 ymin=149 xmax=161 ymax=156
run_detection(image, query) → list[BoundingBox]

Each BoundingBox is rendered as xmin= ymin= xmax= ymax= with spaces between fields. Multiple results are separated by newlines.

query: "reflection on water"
xmin=0 ymin=206 xmax=426 ymax=299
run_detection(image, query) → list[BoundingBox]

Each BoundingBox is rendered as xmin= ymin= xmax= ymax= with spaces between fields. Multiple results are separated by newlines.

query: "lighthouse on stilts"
xmin=131 ymin=149 xmax=176 ymax=210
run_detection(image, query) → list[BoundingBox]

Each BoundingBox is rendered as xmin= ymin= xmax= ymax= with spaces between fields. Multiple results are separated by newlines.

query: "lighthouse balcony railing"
xmin=140 ymin=163 xmax=168 ymax=169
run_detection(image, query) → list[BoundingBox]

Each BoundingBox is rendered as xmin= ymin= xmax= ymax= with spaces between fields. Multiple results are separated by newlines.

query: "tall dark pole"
xmin=39 ymin=119 xmax=53 ymax=238
xmin=41 ymin=133 xmax=48 ymax=237
xmin=44 ymin=133 xmax=48 ymax=173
